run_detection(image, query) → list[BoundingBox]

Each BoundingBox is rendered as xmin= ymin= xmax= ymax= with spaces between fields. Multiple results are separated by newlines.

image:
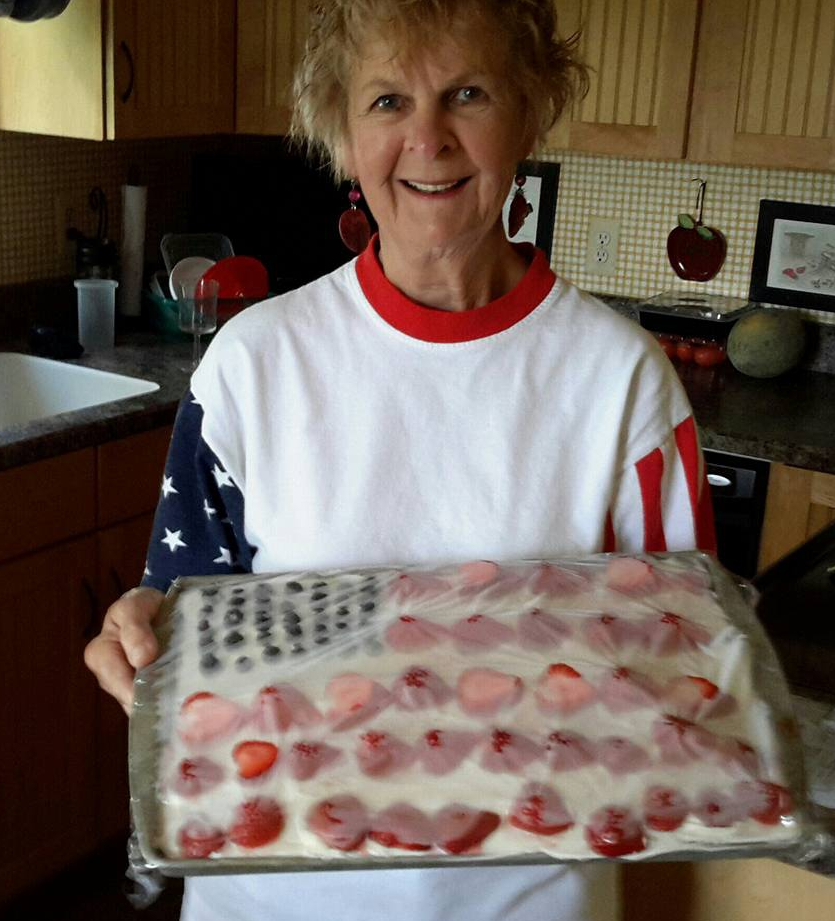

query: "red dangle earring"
xmin=508 ymin=173 xmax=533 ymax=238
xmin=339 ymin=181 xmax=372 ymax=254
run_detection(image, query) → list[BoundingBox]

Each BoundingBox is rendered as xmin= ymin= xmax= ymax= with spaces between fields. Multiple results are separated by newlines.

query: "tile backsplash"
xmin=1 ymin=129 xmax=834 ymax=327
xmin=541 ymin=149 xmax=835 ymax=325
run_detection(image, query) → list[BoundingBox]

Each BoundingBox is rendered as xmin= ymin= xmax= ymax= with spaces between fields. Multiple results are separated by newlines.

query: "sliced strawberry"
xmin=458 ymin=560 xmax=500 ymax=586
xmin=326 ymin=673 xmax=391 ymax=730
xmin=253 ymin=684 xmax=321 ymax=734
xmin=391 ymin=572 xmax=451 ymax=603
xmin=661 ymin=675 xmax=736 ymax=720
xmin=595 ymin=737 xmax=651 ymax=775
xmin=369 ymin=803 xmax=434 ymax=851
xmin=356 ymin=730 xmax=414 ymax=776
xmin=178 ymin=820 xmax=226 ymax=858
xmin=544 ymin=730 xmax=597 ymax=771
xmin=307 ymin=795 xmax=370 ymax=851
xmin=434 ymin=805 xmax=501 ymax=854
xmin=639 ymin=612 xmax=712 ymax=655
xmin=287 ymin=740 xmax=342 ymax=781
xmin=652 ymin=714 xmax=722 ymax=765
xmin=583 ymin=614 xmax=640 ymax=653
xmin=480 ymin=728 xmax=542 ymax=773
xmin=450 ymin=614 xmax=515 ymax=651
xmin=384 ymin=615 xmax=449 ymax=652
xmin=585 ymin=806 xmax=647 ymax=857
xmin=228 ymin=797 xmax=284 ymax=848
xmin=532 ymin=563 xmax=590 ymax=596
xmin=509 ymin=782 xmax=574 ymax=835
xmin=416 ymin=728 xmax=480 ymax=775
xmin=517 ymin=608 xmax=572 ymax=649
xmin=604 ymin=557 xmax=659 ymax=595
xmin=644 ymin=786 xmax=689 ymax=832
xmin=391 ymin=665 xmax=453 ymax=710
xmin=717 ymin=737 xmax=761 ymax=778
xmin=535 ymin=663 xmax=596 ymax=715
xmin=598 ymin=667 xmax=659 ymax=713
xmin=457 ymin=667 xmax=524 ymax=717
xmin=735 ymin=780 xmax=794 ymax=825
xmin=178 ymin=691 xmax=244 ymax=745
xmin=171 ymin=756 xmax=224 ymax=797
xmin=233 ymin=740 xmax=279 ymax=779
xmin=693 ymin=788 xmax=744 ymax=827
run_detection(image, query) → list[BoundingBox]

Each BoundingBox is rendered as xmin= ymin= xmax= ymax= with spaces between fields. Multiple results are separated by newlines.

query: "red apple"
xmin=667 ymin=180 xmax=727 ymax=282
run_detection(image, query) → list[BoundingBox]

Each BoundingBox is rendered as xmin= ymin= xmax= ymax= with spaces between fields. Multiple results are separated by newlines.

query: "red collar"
xmin=355 ymin=236 xmax=556 ymax=343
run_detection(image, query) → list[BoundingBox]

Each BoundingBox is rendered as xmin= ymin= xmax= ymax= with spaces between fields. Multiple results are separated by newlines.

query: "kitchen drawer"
xmin=96 ymin=426 xmax=172 ymax=527
xmin=0 ymin=448 xmax=96 ymax=563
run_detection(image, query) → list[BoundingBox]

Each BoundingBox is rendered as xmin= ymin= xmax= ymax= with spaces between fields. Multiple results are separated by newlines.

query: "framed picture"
xmin=502 ymin=159 xmax=560 ymax=259
xmin=749 ymin=199 xmax=835 ymax=314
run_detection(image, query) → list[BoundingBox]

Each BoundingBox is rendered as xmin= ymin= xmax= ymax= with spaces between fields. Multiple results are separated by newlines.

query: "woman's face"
xmin=341 ymin=33 xmax=532 ymax=257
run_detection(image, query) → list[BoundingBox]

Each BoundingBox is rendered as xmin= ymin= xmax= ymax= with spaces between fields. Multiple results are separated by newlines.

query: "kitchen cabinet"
xmin=0 ymin=0 xmax=235 ymax=140
xmin=759 ymin=463 xmax=835 ymax=570
xmin=623 ymin=858 xmax=835 ymax=921
xmin=0 ymin=426 xmax=171 ymax=905
xmin=550 ymin=0 xmax=835 ymax=171
xmin=689 ymin=0 xmax=835 ymax=171
xmin=236 ymin=0 xmax=310 ymax=135
xmin=548 ymin=0 xmax=699 ymax=159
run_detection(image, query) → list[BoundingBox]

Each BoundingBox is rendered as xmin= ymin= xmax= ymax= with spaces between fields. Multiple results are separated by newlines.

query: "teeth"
xmin=405 ymin=180 xmax=459 ymax=193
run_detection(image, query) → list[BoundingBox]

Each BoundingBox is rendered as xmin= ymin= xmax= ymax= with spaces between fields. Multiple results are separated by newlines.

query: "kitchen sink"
xmin=0 ymin=352 xmax=159 ymax=428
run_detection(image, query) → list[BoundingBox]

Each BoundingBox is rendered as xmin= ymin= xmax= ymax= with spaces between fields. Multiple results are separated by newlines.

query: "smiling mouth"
xmin=401 ymin=178 xmax=470 ymax=194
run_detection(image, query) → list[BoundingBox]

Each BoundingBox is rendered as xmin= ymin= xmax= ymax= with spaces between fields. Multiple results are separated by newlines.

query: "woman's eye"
xmin=372 ymin=94 xmax=401 ymax=111
xmin=452 ymin=86 xmax=485 ymax=105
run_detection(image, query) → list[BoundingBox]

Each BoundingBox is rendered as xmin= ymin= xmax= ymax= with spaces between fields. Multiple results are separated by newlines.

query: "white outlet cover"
xmin=586 ymin=217 xmax=621 ymax=276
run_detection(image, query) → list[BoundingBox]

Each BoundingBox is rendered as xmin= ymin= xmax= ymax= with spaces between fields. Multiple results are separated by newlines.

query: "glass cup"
xmin=176 ymin=277 xmax=219 ymax=372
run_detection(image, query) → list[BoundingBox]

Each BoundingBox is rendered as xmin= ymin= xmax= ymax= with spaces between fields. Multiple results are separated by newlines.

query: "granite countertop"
xmin=2 ymin=325 xmax=835 ymax=474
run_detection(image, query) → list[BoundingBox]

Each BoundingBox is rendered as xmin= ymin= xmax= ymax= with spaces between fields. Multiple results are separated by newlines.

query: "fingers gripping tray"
xmin=130 ymin=553 xmax=813 ymax=875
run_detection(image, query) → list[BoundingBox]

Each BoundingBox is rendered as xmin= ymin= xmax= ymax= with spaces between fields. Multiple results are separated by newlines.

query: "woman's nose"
xmin=404 ymin=107 xmax=456 ymax=157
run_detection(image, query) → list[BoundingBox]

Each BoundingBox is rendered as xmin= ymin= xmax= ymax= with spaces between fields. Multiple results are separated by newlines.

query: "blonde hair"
xmin=290 ymin=0 xmax=588 ymax=180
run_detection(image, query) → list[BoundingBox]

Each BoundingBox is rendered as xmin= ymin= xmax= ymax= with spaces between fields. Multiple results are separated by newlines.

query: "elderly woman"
xmin=85 ymin=1 xmax=715 ymax=919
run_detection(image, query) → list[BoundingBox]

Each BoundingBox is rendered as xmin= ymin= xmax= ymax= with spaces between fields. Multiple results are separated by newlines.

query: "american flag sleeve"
xmin=140 ymin=392 xmax=254 ymax=594
xmin=606 ymin=415 xmax=717 ymax=555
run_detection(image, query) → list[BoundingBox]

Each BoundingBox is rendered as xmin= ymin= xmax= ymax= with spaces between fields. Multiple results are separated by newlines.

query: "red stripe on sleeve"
xmin=674 ymin=416 xmax=718 ymax=553
xmin=602 ymin=510 xmax=616 ymax=552
xmin=635 ymin=447 xmax=667 ymax=552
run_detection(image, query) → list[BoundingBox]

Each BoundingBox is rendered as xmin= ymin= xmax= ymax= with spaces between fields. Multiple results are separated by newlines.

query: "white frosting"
xmin=147 ymin=556 xmax=802 ymax=864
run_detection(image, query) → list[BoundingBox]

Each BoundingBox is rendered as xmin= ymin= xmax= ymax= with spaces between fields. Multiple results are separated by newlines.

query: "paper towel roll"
xmin=120 ymin=183 xmax=147 ymax=317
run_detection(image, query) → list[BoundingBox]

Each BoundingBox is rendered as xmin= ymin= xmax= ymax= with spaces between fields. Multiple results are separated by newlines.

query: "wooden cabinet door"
xmin=236 ymin=0 xmax=311 ymax=134
xmin=106 ymin=0 xmax=235 ymax=139
xmin=548 ymin=0 xmax=699 ymax=159
xmin=0 ymin=536 xmax=99 ymax=902
xmin=95 ymin=513 xmax=155 ymax=843
xmin=689 ymin=0 xmax=835 ymax=170
xmin=0 ymin=0 xmax=105 ymax=139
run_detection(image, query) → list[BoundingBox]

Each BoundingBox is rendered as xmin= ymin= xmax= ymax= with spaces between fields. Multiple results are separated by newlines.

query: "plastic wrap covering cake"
xmin=130 ymin=552 xmax=810 ymax=874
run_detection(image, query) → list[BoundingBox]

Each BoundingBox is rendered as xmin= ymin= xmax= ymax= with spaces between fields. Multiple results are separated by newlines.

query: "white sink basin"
xmin=0 ymin=352 xmax=159 ymax=428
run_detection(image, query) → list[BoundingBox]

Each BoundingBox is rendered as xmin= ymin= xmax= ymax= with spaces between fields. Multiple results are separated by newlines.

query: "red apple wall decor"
xmin=667 ymin=179 xmax=727 ymax=282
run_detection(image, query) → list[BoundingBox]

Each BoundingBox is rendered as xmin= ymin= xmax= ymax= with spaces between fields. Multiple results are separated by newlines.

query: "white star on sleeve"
xmin=144 ymin=565 xmax=151 ymax=577
xmin=161 ymin=474 xmax=179 ymax=498
xmin=203 ymin=499 xmax=217 ymax=518
xmin=214 ymin=546 xmax=233 ymax=565
xmin=161 ymin=528 xmax=187 ymax=552
xmin=212 ymin=464 xmax=235 ymax=489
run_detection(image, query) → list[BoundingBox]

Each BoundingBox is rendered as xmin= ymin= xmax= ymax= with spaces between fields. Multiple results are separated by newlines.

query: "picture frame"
xmin=749 ymin=199 xmax=835 ymax=314
xmin=502 ymin=159 xmax=560 ymax=259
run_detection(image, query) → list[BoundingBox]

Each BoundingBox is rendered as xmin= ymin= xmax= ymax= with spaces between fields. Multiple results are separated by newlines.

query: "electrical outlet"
xmin=585 ymin=217 xmax=621 ymax=276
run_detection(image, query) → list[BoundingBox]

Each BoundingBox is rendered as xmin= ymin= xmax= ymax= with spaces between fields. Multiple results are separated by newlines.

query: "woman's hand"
xmin=84 ymin=586 xmax=165 ymax=716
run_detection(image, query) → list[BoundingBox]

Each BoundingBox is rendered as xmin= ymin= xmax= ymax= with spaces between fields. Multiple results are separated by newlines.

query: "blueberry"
xmin=311 ymin=605 xmax=326 ymax=615
xmin=198 ymin=619 xmax=211 ymax=631
xmin=311 ymin=591 xmax=328 ymax=601
xmin=200 ymin=652 xmax=221 ymax=671
xmin=311 ymin=581 xmax=327 ymax=589
xmin=290 ymin=642 xmax=305 ymax=655
xmin=285 ymin=581 xmax=303 ymax=593
xmin=224 ymin=630 xmax=244 ymax=646
xmin=256 ymin=630 xmax=273 ymax=643
xmin=235 ymin=656 xmax=253 ymax=672
xmin=283 ymin=612 xmax=301 ymax=626
xmin=336 ymin=606 xmax=350 ymax=618
xmin=201 ymin=587 xmax=219 ymax=597
xmin=315 ymin=635 xmax=330 ymax=645
xmin=262 ymin=645 xmax=282 ymax=660
xmin=199 ymin=633 xmax=216 ymax=648
xmin=286 ymin=625 xmax=303 ymax=638
xmin=200 ymin=605 xmax=214 ymax=614
xmin=255 ymin=611 xmax=274 ymax=626
xmin=314 ymin=623 xmax=328 ymax=633
xmin=360 ymin=601 xmax=376 ymax=612
xmin=336 ymin=621 xmax=348 ymax=630
xmin=231 ymin=586 xmax=245 ymax=595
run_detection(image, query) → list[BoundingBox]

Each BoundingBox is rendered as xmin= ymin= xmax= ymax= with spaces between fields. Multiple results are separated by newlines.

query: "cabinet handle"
xmin=120 ymin=40 xmax=135 ymax=103
xmin=109 ymin=566 xmax=125 ymax=597
xmin=81 ymin=577 xmax=99 ymax=639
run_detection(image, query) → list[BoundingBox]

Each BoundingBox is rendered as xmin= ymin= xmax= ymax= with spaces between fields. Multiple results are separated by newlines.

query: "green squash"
xmin=727 ymin=309 xmax=806 ymax=379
